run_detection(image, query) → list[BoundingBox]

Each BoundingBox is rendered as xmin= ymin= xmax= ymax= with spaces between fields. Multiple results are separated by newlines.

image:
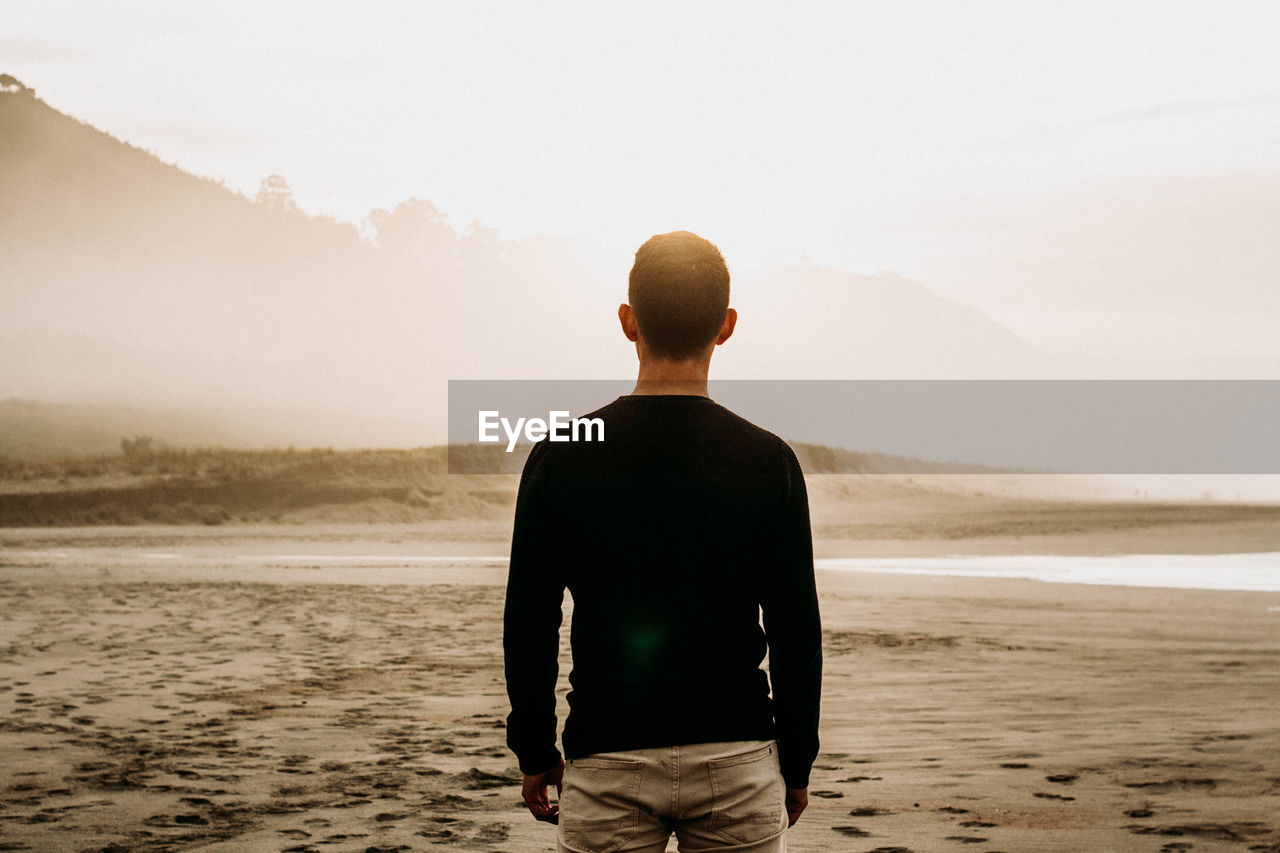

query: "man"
xmin=504 ymin=231 xmax=822 ymax=852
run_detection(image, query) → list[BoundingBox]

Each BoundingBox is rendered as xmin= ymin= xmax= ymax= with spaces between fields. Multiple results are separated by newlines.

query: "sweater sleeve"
xmin=760 ymin=438 xmax=823 ymax=789
xmin=503 ymin=444 xmax=566 ymax=775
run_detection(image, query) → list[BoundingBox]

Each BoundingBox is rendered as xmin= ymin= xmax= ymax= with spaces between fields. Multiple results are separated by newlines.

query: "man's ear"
xmin=716 ymin=308 xmax=738 ymax=345
xmin=618 ymin=303 xmax=639 ymax=342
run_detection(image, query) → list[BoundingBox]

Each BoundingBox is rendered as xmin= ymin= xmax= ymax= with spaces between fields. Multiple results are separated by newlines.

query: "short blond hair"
xmin=627 ymin=231 xmax=730 ymax=360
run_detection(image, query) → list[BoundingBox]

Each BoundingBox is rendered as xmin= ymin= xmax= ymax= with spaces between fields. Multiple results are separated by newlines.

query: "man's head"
xmin=622 ymin=231 xmax=733 ymax=361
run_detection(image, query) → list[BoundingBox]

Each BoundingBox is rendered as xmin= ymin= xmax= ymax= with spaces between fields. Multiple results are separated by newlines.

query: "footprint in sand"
xmin=473 ymin=824 xmax=510 ymax=843
xmin=452 ymin=767 xmax=517 ymax=790
xmin=142 ymin=813 xmax=209 ymax=826
xmin=1155 ymin=822 xmax=1273 ymax=842
xmin=1124 ymin=778 xmax=1218 ymax=791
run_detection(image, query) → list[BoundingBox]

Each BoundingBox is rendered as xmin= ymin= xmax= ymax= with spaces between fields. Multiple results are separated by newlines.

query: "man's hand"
xmin=785 ymin=786 xmax=808 ymax=827
xmin=521 ymin=758 xmax=566 ymax=824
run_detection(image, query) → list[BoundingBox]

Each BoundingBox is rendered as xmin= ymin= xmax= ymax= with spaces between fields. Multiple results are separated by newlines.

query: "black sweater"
xmin=503 ymin=394 xmax=822 ymax=788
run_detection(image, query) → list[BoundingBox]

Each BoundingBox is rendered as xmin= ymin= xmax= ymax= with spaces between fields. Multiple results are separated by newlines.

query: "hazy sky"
xmin=5 ymin=1 xmax=1279 ymax=359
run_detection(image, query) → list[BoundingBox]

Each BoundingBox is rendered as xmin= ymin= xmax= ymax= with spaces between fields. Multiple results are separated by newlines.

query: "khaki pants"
xmin=557 ymin=740 xmax=788 ymax=853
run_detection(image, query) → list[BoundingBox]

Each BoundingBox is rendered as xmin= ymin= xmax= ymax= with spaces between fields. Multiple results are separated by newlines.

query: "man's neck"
xmin=631 ymin=357 xmax=712 ymax=397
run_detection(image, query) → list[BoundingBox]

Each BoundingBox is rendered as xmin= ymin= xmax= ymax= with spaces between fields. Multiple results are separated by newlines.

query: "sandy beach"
xmin=1 ymin=524 xmax=1277 ymax=852
xmin=6 ymin=5 xmax=1280 ymax=849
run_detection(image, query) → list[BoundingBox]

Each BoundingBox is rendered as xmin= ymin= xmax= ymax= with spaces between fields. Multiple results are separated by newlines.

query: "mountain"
xmin=0 ymin=89 xmax=591 ymax=435
xmin=2 ymin=87 xmax=1275 ymax=453
xmin=728 ymin=266 xmax=1054 ymax=378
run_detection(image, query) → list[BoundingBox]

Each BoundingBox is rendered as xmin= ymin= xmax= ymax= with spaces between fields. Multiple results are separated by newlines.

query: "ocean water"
xmin=5 ymin=545 xmax=1279 ymax=592
xmin=817 ymin=552 xmax=1280 ymax=592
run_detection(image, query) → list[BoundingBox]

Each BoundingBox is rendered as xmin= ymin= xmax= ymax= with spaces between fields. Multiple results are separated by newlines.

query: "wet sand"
xmin=1 ymin=526 xmax=1278 ymax=852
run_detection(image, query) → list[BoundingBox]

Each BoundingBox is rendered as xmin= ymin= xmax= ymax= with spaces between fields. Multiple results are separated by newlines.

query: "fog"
xmin=2 ymin=4 xmax=1278 ymax=500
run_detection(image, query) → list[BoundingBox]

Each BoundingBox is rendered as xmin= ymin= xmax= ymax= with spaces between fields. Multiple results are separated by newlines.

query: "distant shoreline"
xmin=3 ymin=519 xmax=1279 ymax=593
xmin=820 ymin=553 xmax=1280 ymax=593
